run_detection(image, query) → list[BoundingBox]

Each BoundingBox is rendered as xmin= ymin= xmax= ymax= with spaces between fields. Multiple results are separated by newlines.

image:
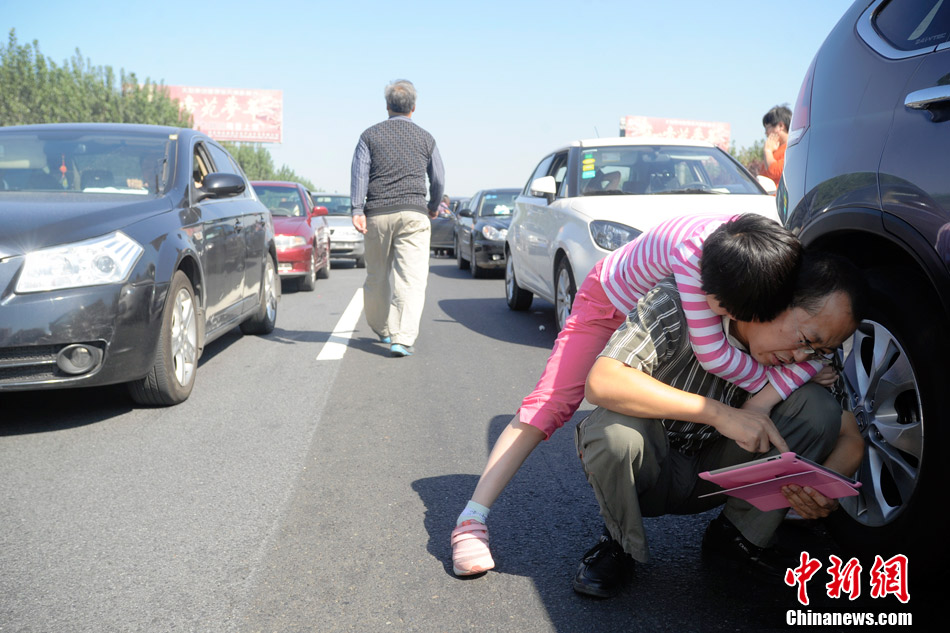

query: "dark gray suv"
xmin=780 ymin=0 xmax=950 ymax=563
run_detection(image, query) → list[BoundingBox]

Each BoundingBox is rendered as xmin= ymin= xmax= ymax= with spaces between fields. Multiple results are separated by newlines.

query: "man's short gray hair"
xmin=385 ymin=80 xmax=416 ymax=114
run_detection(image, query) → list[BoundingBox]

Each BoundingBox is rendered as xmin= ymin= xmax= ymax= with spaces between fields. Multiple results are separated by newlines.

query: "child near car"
xmin=451 ymin=213 xmax=828 ymax=576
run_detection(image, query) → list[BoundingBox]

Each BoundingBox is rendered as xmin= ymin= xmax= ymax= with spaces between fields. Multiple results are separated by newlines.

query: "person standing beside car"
xmin=350 ymin=79 xmax=445 ymax=357
xmin=761 ymin=105 xmax=791 ymax=187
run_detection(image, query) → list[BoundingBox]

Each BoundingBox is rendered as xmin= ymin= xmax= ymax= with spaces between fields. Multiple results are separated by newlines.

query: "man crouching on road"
xmin=573 ymin=252 xmax=866 ymax=598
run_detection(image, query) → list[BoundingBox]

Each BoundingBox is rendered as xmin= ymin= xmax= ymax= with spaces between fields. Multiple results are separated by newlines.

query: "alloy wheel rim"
xmin=837 ymin=319 xmax=922 ymax=527
xmin=555 ymin=267 xmax=572 ymax=330
xmin=171 ymin=287 xmax=197 ymax=386
xmin=264 ymin=261 xmax=277 ymax=322
xmin=506 ymin=256 xmax=515 ymax=300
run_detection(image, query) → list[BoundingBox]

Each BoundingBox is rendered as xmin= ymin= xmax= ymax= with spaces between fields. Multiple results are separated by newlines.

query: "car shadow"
xmin=438 ymin=297 xmax=556 ymax=349
xmin=0 ymin=326 xmax=257 ymax=435
xmin=0 ymin=384 xmax=134 ymax=435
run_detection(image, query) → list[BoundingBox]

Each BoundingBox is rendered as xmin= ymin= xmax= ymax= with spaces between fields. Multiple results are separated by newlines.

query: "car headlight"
xmin=481 ymin=225 xmax=508 ymax=241
xmin=275 ymin=235 xmax=307 ymax=250
xmin=589 ymin=221 xmax=642 ymax=251
xmin=16 ymin=231 xmax=144 ymax=293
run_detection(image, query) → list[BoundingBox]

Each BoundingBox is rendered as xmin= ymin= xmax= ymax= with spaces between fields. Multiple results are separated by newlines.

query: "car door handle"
xmin=905 ymin=85 xmax=950 ymax=121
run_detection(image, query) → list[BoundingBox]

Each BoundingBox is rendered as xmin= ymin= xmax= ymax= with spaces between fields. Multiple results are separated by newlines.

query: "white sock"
xmin=456 ymin=500 xmax=490 ymax=526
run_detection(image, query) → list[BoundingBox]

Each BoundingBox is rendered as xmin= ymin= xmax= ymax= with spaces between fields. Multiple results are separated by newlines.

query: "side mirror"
xmin=756 ymin=174 xmax=777 ymax=195
xmin=197 ymin=172 xmax=246 ymax=201
xmin=458 ymin=208 xmax=474 ymax=218
xmin=529 ymin=176 xmax=557 ymax=203
xmin=311 ymin=205 xmax=329 ymax=217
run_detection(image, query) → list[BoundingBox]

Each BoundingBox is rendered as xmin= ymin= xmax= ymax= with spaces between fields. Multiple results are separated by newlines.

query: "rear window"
xmin=312 ymin=195 xmax=351 ymax=215
xmin=875 ymin=0 xmax=950 ymax=51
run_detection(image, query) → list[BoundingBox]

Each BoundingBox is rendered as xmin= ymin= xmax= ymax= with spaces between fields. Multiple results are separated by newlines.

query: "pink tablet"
xmin=698 ymin=452 xmax=861 ymax=512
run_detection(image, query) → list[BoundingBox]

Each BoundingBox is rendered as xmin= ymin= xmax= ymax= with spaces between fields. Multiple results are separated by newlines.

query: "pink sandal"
xmin=451 ymin=520 xmax=495 ymax=576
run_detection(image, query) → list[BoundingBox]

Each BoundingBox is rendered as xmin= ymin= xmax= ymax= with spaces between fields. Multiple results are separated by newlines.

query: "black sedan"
xmin=0 ymin=123 xmax=279 ymax=405
xmin=455 ymin=188 xmax=519 ymax=277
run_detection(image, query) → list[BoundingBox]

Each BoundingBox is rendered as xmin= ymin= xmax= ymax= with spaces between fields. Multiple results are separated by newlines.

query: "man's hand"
xmin=713 ymin=407 xmax=789 ymax=454
xmin=352 ymin=213 xmax=367 ymax=234
xmin=781 ymin=484 xmax=839 ymax=519
xmin=809 ymin=365 xmax=838 ymax=387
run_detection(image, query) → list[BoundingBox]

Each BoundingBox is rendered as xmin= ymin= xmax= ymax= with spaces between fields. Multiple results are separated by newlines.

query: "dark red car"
xmin=252 ymin=181 xmax=331 ymax=291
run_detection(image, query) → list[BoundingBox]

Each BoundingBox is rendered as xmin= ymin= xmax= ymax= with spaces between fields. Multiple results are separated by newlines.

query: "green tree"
xmin=1 ymin=29 xmax=319 ymax=189
xmin=222 ymin=142 xmax=317 ymax=191
xmin=730 ymin=139 xmax=766 ymax=177
xmin=0 ymin=29 xmax=190 ymax=127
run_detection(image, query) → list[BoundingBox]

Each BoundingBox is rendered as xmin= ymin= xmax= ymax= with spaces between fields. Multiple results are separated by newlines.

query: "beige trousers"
xmin=362 ymin=211 xmax=431 ymax=347
xmin=576 ymin=384 xmax=842 ymax=562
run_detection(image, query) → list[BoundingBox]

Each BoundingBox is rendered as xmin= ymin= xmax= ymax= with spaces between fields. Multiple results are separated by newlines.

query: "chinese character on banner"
xmin=869 ymin=554 xmax=910 ymax=603
xmin=785 ymin=552 xmax=824 ymax=606
xmin=825 ymin=555 xmax=862 ymax=600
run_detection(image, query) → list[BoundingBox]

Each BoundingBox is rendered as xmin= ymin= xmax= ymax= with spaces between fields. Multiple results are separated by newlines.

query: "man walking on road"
xmin=350 ymin=79 xmax=445 ymax=357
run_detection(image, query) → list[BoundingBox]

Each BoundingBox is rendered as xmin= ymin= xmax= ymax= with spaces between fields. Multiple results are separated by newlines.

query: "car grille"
xmin=0 ymin=345 xmax=65 ymax=384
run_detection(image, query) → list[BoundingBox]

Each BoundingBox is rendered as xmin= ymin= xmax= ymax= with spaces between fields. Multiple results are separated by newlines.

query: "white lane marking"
xmin=316 ymin=288 xmax=364 ymax=361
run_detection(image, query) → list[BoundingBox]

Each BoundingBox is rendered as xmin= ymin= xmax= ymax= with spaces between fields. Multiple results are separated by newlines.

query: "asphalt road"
xmin=0 ymin=256 xmax=923 ymax=632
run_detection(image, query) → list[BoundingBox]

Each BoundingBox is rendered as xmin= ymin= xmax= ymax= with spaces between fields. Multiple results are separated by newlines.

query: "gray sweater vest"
xmin=361 ymin=117 xmax=437 ymax=215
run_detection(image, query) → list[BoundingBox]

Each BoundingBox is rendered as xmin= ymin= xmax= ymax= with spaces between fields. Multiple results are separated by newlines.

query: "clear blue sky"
xmin=2 ymin=0 xmax=851 ymax=196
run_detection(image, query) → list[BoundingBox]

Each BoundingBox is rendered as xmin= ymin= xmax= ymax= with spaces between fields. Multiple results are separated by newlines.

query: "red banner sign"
xmin=620 ymin=115 xmax=730 ymax=151
xmin=167 ymin=86 xmax=283 ymax=143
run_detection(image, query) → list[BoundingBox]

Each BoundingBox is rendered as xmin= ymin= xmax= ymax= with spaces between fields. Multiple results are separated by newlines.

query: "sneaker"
xmin=451 ymin=520 xmax=495 ymax=576
xmin=390 ymin=343 xmax=413 ymax=357
xmin=701 ymin=514 xmax=792 ymax=580
xmin=572 ymin=531 xmax=635 ymax=598
xmin=380 ymin=335 xmax=391 ymax=344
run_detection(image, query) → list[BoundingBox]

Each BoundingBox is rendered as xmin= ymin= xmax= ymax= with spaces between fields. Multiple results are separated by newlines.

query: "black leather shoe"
xmin=701 ymin=514 xmax=792 ymax=580
xmin=572 ymin=532 xmax=635 ymax=598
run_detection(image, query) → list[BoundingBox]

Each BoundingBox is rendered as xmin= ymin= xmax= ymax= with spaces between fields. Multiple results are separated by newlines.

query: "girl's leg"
xmin=470 ymin=417 xmax=545 ymax=508
xmin=462 ymin=268 xmax=622 ymax=518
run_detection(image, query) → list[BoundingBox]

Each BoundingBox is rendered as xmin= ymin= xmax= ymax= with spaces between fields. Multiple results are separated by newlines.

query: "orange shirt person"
xmin=762 ymin=105 xmax=791 ymax=187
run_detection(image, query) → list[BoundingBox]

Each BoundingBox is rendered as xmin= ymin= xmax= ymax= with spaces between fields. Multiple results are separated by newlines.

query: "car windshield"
xmin=478 ymin=191 xmax=519 ymax=216
xmin=577 ymin=145 xmax=761 ymax=196
xmin=312 ymin=194 xmax=352 ymax=215
xmin=0 ymin=130 xmax=174 ymax=196
xmin=253 ymin=185 xmax=305 ymax=217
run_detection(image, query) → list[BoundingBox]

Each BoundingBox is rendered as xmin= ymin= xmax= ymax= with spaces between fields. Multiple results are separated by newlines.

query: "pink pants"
xmin=518 ymin=260 xmax=626 ymax=438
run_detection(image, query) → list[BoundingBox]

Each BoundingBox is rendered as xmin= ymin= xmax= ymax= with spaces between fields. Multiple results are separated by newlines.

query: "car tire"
xmin=826 ymin=267 xmax=946 ymax=563
xmin=470 ymin=242 xmax=485 ymax=278
xmin=505 ymin=248 xmax=532 ymax=311
xmin=240 ymin=255 xmax=278 ymax=335
xmin=554 ymin=258 xmax=576 ymax=332
xmin=355 ymin=256 xmax=366 ymax=269
xmin=128 ymin=270 xmax=198 ymax=406
xmin=456 ymin=235 xmax=469 ymax=270
xmin=298 ymin=249 xmax=317 ymax=291
xmin=316 ymin=241 xmax=330 ymax=279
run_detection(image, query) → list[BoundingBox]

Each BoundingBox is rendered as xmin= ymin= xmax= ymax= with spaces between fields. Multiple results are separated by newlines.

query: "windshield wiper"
xmin=582 ymin=190 xmax=627 ymax=196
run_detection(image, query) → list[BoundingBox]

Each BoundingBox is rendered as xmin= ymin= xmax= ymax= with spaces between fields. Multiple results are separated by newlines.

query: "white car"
xmin=311 ymin=193 xmax=365 ymax=268
xmin=505 ymin=137 xmax=780 ymax=331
